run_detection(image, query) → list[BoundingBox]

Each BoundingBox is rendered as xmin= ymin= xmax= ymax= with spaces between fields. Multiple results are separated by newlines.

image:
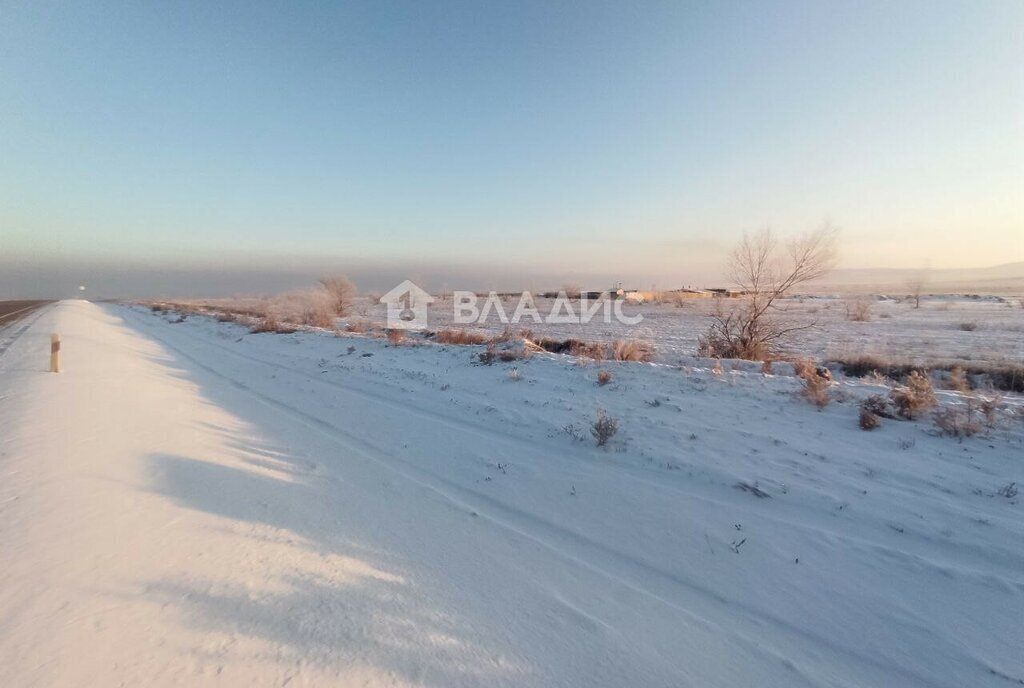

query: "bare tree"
xmin=698 ymin=225 xmax=838 ymax=360
xmin=906 ymin=269 xmax=928 ymax=309
xmin=319 ymin=275 xmax=358 ymax=316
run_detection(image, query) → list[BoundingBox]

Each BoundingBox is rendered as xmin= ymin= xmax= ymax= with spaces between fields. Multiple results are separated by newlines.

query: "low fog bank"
xmin=0 ymin=257 xmax=722 ymax=301
xmin=3 ymin=256 xmax=1021 ymax=301
xmin=806 ymin=263 xmax=1024 ymax=295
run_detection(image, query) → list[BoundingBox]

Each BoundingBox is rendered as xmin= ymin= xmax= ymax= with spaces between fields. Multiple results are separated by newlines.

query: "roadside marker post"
xmin=50 ymin=334 xmax=60 ymax=373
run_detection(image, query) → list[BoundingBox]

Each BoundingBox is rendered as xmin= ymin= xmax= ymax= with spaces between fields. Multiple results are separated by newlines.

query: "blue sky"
xmin=1 ymin=0 xmax=1021 ymax=294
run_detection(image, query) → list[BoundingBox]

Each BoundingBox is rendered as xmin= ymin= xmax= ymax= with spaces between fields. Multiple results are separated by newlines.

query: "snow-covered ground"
xmin=193 ymin=293 xmax=1024 ymax=368
xmin=404 ymin=294 xmax=1024 ymax=366
xmin=1 ymin=300 xmax=1022 ymax=687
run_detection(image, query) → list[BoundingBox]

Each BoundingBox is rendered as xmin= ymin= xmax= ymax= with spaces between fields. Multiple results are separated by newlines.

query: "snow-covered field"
xmin=193 ymin=292 xmax=1024 ymax=368
xmin=1 ymin=300 xmax=1022 ymax=687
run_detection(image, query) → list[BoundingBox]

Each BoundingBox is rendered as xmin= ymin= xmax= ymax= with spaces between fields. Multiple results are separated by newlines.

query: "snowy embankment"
xmin=1 ymin=300 xmax=1022 ymax=687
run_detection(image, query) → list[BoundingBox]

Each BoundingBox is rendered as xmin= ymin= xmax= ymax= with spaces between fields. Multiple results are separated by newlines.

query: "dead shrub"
xmin=933 ymin=406 xmax=981 ymax=438
xmin=386 ymin=329 xmax=406 ymax=346
xmin=591 ymin=409 xmax=618 ymax=447
xmin=859 ymin=407 xmax=881 ymax=430
xmin=802 ymin=375 xmax=830 ymax=409
xmin=597 ymin=370 xmax=613 ymax=386
xmin=761 ymin=359 xmax=774 ymax=375
xmin=697 ymin=330 xmax=768 ymax=360
xmin=320 ymin=275 xmax=358 ymax=316
xmin=890 ymin=371 xmax=936 ymax=419
xmin=861 ymin=394 xmax=896 ymax=419
xmin=612 ymin=340 xmax=654 ymax=362
xmin=845 ymin=298 xmax=874 ymax=322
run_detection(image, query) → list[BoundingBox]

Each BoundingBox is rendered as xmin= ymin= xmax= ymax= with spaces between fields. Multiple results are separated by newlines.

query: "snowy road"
xmin=1 ymin=301 xmax=1021 ymax=687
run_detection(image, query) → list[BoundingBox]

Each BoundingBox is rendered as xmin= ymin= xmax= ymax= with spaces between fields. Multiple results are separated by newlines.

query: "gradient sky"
xmin=1 ymin=0 xmax=1022 ymax=295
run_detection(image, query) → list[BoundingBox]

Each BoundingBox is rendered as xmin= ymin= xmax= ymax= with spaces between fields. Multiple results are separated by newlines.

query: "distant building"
xmin=649 ymin=288 xmax=712 ymax=300
xmin=580 ymin=283 xmax=632 ymax=300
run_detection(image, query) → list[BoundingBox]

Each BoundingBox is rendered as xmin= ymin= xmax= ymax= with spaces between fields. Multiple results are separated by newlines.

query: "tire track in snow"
xmin=0 ymin=304 xmax=54 ymax=361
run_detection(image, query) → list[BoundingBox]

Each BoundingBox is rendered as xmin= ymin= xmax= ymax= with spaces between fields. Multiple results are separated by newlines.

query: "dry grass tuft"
xmin=792 ymin=358 xmax=817 ymax=380
xmin=611 ymin=340 xmax=655 ymax=362
xmin=250 ymin=316 xmax=297 ymax=334
xmin=802 ymin=374 xmax=830 ymax=409
xmin=829 ymin=355 xmax=1024 ymax=394
xmin=597 ymin=370 xmax=613 ymax=386
xmin=498 ymin=348 xmax=527 ymax=362
xmin=890 ymin=371 xmax=936 ymax=419
xmin=947 ymin=366 xmax=970 ymax=392
xmin=434 ymin=328 xmax=491 ymax=346
xmin=571 ymin=340 xmax=608 ymax=361
xmin=386 ymin=329 xmax=406 ymax=346
xmin=490 ymin=326 xmax=533 ymax=344
xmin=979 ymin=395 xmax=1002 ymax=427
xmin=301 ymin=302 xmax=336 ymax=329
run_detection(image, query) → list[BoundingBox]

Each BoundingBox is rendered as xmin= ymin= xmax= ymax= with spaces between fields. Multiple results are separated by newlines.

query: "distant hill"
xmin=805 ymin=262 xmax=1024 ymax=294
